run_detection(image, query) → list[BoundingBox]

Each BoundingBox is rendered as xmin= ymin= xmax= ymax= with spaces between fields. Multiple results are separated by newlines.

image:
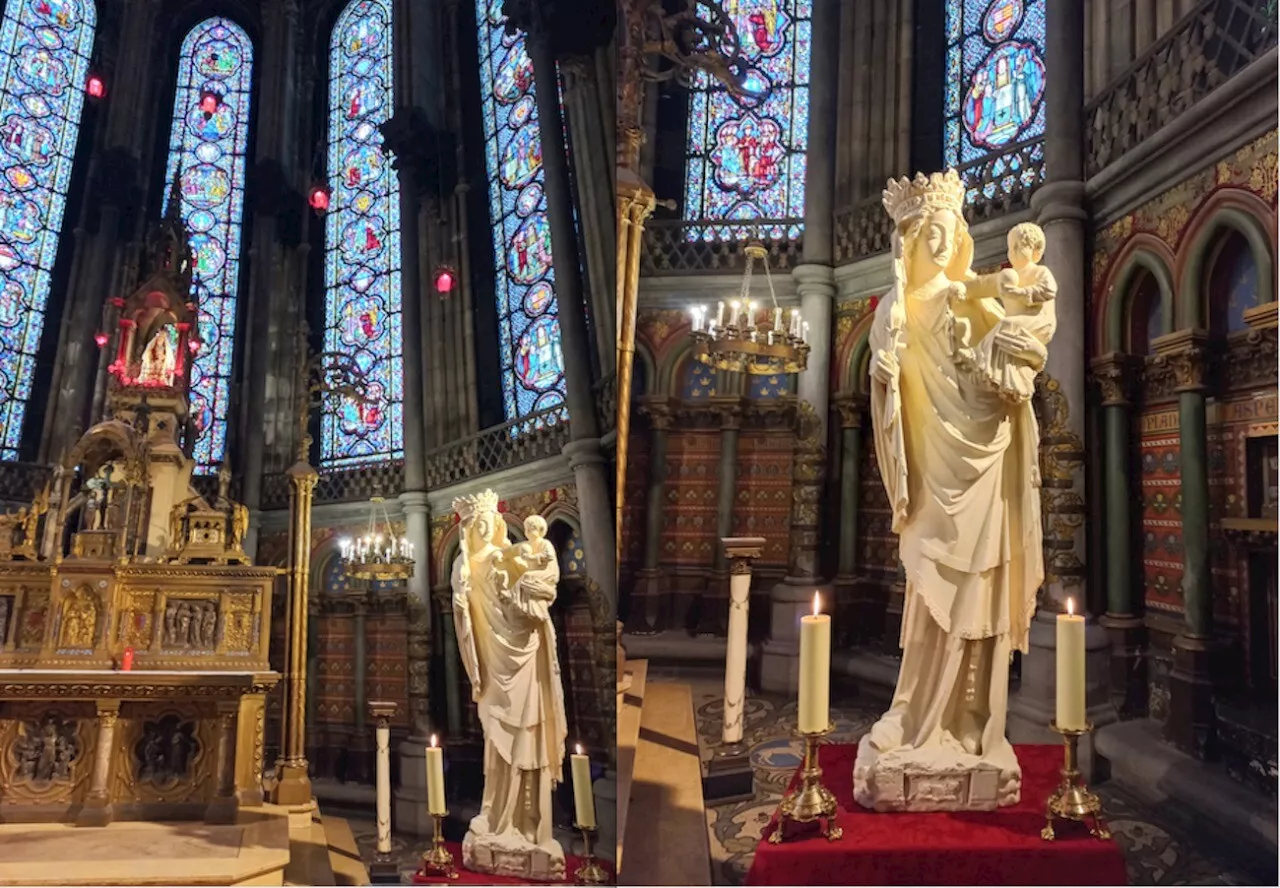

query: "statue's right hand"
xmin=872 ymin=348 xmax=899 ymax=385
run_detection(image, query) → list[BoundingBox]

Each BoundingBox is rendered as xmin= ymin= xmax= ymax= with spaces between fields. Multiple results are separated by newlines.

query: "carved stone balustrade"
xmin=640 ymin=219 xmax=804 ymax=275
xmin=1085 ymin=0 xmax=1277 ymax=178
xmin=422 ymin=405 xmax=571 ymax=490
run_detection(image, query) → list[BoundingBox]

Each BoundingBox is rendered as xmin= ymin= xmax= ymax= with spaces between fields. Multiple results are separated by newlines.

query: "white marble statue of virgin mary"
xmin=853 ymin=170 xmax=1050 ymax=812
xmin=451 ymin=489 xmax=568 ymax=881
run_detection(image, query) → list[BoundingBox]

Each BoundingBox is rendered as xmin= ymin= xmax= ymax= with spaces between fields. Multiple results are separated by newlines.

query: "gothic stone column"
xmin=1008 ymin=0 xmax=1111 ymax=771
xmin=1155 ymin=330 xmax=1218 ymax=758
xmin=627 ymin=397 xmax=673 ymax=634
xmin=1092 ymin=354 xmax=1148 ymax=717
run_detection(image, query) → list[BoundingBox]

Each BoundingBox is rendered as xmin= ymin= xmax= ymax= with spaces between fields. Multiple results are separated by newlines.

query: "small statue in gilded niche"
xmin=58 ymin=588 xmax=98 ymax=649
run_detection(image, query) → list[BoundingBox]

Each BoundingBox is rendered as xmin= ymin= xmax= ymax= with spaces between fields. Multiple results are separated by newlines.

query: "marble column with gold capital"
xmin=368 ymin=700 xmax=400 ymax=882
xmin=832 ymin=394 xmax=868 ymax=642
xmin=1153 ymin=329 xmax=1218 ymax=758
xmin=1091 ymin=353 xmax=1147 ymax=717
xmin=627 ymin=396 xmax=673 ymax=634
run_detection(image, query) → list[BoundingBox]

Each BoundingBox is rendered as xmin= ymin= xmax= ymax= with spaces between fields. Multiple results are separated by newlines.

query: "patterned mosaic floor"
xmin=682 ymin=683 xmax=1273 ymax=886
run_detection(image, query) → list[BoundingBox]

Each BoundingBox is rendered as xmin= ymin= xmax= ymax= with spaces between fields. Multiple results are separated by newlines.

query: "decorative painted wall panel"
xmin=731 ymin=431 xmax=792 ymax=567
xmin=661 ymin=431 xmax=720 ymax=566
xmin=1139 ymin=408 xmax=1184 ymax=614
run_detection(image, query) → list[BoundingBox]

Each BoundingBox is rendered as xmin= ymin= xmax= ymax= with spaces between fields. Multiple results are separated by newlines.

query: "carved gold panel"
xmin=113 ymin=702 xmax=215 ymax=806
xmin=0 ymin=702 xmax=95 ymax=808
xmin=117 ymin=590 xmax=155 ymax=649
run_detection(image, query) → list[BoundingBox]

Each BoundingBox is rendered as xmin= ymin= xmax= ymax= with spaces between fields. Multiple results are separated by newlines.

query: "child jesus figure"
xmin=500 ymin=515 xmax=559 ymax=621
xmin=956 ymin=221 xmax=1058 ymax=402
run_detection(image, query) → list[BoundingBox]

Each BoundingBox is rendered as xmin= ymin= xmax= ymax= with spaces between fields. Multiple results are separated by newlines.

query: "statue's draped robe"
xmin=452 ymin=542 xmax=567 ymax=855
xmin=867 ymin=278 xmax=1043 ymax=769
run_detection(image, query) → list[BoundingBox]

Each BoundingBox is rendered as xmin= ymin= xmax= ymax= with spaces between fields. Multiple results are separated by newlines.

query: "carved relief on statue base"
xmin=462 ymin=832 xmax=566 ymax=883
xmin=852 ymin=734 xmax=1021 ymax=813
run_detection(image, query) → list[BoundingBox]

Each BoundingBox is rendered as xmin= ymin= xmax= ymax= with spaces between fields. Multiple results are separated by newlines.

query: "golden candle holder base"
xmin=573 ymin=824 xmax=608 ymax=885
xmin=416 ymin=811 xmax=457 ymax=880
xmin=768 ymin=724 xmax=842 ymax=844
xmin=1042 ymin=722 xmax=1110 ymax=842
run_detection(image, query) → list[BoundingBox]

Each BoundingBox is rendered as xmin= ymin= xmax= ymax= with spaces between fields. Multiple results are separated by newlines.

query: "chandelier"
xmin=339 ymin=497 xmax=414 ymax=583
xmin=688 ymin=243 xmax=808 ymax=375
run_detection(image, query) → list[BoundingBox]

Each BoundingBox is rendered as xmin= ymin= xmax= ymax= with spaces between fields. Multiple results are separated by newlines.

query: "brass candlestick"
xmin=418 ymin=811 xmax=457 ymax=880
xmin=769 ymin=724 xmax=842 ymax=843
xmin=574 ymin=823 xmax=607 ymax=885
xmin=1042 ymin=721 xmax=1110 ymax=841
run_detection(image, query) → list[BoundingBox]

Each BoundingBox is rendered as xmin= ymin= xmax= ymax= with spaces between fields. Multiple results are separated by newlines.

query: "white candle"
xmin=802 ymin=321 xmax=810 ymax=342
xmin=798 ymin=593 xmax=831 ymax=733
xmin=773 ymin=306 xmax=782 ymax=331
xmin=426 ymin=734 xmax=446 ymax=815
xmin=747 ymin=301 xmax=757 ymax=330
xmin=716 ymin=301 xmax=725 ymax=326
xmin=570 ymin=744 xmax=596 ymax=828
xmin=791 ymin=309 xmax=800 ymax=338
xmin=1055 ymin=599 xmax=1087 ymax=730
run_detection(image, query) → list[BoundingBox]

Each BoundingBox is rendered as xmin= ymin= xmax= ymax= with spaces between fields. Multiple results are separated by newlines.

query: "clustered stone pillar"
xmin=1092 ymin=354 xmax=1147 ymax=717
xmin=369 ymin=700 xmax=400 ymax=883
xmin=761 ymin=0 xmax=839 ymax=694
xmin=518 ymin=7 xmax=617 ymax=615
xmin=1156 ymin=330 xmax=1217 ymax=758
xmin=628 ymin=397 xmax=672 ymax=634
xmin=832 ymin=395 xmax=867 ymax=642
xmin=699 ymin=400 xmax=743 ymax=636
xmin=77 ymin=701 xmax=121 ymax=827
xmin=1009 ymin=0 xmax=1111 ymax=757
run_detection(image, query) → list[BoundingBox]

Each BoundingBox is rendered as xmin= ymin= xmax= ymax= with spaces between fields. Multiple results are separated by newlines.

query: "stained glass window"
xmin=474 ymin=0 xmax=566 ymax=421
xmin=161 ymin=17 xmax=252 ymax=473
xmin=944 ymin=0 xmax=1046 ymax=169
xmin=0 ymin=0 xmax=95 ymax=459
xmin=683 ymin=0 xmax=812 ymax=239
xmin=322 ymin=0 xmax=401 ymax=467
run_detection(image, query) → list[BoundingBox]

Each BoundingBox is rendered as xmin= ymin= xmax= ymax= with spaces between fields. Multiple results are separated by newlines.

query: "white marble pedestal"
xmin=851 ymin=734 xmax=1023 ymax=812
xmin=462 ymin=832 xmax=566 ymax=882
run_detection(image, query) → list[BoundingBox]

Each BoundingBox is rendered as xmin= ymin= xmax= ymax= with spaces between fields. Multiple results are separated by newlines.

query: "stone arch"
xmin=842 ymin=311 xmax=879 ymax=396
xmin=1097 ymin=237 xmax=1177 ymax=354
xmin=655 ymin=335 xmax=696 ymax=397
xmin=1178 ymin=192 xmax=1276 ymax=331
xmin=630 ymin=341 xmax=658 ymax=401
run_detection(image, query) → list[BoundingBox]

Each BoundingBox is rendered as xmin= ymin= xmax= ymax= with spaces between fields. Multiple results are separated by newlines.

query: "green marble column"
xmin=834 ymin=397 xmax=866 ymax=579
xmin=1156 ymin=330 xmax=1216 ymax=757
xmin=435 ymin=587 xmax=463 ymax=737
xmin=698 ymin=398 xmax=742 ymax=636
xmin=1091 ymin=355 xmax=1137 ymax=617
xmin=627 ymin=398 xmax=673 ymax=633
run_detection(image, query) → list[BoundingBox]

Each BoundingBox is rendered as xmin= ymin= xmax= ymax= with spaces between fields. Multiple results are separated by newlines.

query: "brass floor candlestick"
xmin=769 ymin=724 xmax=842 ymax=843
xmin=574 ymin=823 xmax=607 ymax=885
xmin=418 ymin=811 xmax=457 ymax=880
xmin=1042 ymin=722 xmax=1110 ymax=841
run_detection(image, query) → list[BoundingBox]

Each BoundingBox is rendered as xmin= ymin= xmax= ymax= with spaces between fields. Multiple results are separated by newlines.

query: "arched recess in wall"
xmin=1099 ymin=239 xmax=1177 ymax=354
xmin=162 ymin=15 xmax=255 ymax=474
xmin=841 ymin=310 xmax=878 ymax=397
xmin=321 ymin=0 xmax=402 ymax=469
xmin=0 ymin=0 xmax=97 ymax=460
xmin=1179 ymin=193 xmax=1276 ymax=332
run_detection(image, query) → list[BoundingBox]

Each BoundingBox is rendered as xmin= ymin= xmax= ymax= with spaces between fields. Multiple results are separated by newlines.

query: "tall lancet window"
xmin=682 ymin=1 xmax=812 ymax=240
xmin=0 ymin=0 xmax=96 ymax=459
xmin=322 ymin=0 xmax=401 ymax=467
xmin=943 ymin=0 xmax=1046 ymax=176
xmin=162 ymin=17 xmax=253 ymax=473
xmin=474 ymin=0 xmax=566 ymax=421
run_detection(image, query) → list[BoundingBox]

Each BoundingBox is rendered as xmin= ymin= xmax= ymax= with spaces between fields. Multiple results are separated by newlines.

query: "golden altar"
xmin=0 ymin=199 xmax=281 ymax=827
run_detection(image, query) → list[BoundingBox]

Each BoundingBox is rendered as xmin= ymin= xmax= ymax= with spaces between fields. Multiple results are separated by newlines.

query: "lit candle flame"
xmin=1067 ymin=598 xmax=1075 ymax=617
xmin=430 ymin=734 xmax=438 ymax=748
xmin=575 ymin=743 xmax=583 ymax=756
xmin=812 ymin=592 xmax=821 ymax=616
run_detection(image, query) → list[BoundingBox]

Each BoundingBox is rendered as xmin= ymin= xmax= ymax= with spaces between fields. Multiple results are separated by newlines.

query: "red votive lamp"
xmin=121 ymin=646 xmax=134 ymax=671
xmin=86 ymin=73 xmax=106 ymax=99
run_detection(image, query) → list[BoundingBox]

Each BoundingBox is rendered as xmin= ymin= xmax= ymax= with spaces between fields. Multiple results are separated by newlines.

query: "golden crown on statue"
xmin=452 ymin=490 xmax=500 ymax=523
xmin=882 ymin=169 xmax=967 ymax=226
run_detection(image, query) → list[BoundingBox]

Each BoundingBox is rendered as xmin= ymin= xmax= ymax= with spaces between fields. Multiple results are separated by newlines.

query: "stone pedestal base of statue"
xmin=461 ymin=830 xmax=566 ymax=882
xmin=851 ymin=734 xmax=1022 ymax=812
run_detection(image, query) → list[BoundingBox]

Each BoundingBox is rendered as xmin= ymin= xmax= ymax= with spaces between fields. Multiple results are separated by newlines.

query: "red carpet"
xmin=745 ymin=744 xmax=1128 ymax=886
xmin=411 ymin=841 xmax=615 ymax=885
